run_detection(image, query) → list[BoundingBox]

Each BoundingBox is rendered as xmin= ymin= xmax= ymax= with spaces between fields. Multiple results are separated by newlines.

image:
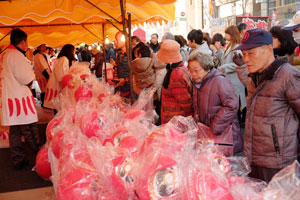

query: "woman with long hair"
xmin=219 ymin=25 xmax=246 ymax=127
xmin=44 ymin=44 xmax=76 ymax=110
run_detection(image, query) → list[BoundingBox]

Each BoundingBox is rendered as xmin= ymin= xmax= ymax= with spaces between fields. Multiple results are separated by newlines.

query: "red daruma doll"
xmin=35 ymin=147 xmax=51 ymax=180
xmin=134 ymin=126 xmax=187 ymax=199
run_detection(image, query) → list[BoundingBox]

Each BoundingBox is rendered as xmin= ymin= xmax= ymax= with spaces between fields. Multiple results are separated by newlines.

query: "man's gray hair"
xmin=188 ymin=50 xmax=214 ymax=71
xmin=162 ymin=32 xmax=175 ymax=41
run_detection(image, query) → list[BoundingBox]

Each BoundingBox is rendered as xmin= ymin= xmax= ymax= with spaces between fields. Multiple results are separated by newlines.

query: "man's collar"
xmin=9 ymin=44 xmax=26 ymax=56
xmin=250 ymin=57 xmax=287 ymax=87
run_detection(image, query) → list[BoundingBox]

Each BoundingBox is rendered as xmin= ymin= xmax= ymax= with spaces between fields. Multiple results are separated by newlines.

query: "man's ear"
xmin=267 ymin=45 xmax=274 ymax=55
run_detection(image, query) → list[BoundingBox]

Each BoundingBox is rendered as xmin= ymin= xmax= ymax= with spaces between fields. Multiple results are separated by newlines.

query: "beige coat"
xmin=33 ymin=52 xmax=51 ymax=92
xmin=132 ymin=57 xmax=155 ymax=94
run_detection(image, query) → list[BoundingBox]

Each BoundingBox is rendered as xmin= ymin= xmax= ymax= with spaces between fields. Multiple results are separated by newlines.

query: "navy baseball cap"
xmin=235 ymin=28 xmax=273 ymax=50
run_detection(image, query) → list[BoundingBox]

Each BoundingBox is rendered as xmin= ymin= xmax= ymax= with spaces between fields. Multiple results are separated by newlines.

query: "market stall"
xmin=0 ymin=0 xmax=176 ymax=151
xmin=0 ymin=0 xmax=175 ymax=47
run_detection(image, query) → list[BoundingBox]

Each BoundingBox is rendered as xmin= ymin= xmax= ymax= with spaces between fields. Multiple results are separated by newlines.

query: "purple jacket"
xmin=193 ymin=68 xmax=243 ymax=153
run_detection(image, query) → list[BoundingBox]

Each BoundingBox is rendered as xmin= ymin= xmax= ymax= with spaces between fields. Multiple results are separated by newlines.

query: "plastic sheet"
xmin=263 ymin=161 xmax=300 ymax=200
xmin=197 ymin=122 xmax=233 ymax=157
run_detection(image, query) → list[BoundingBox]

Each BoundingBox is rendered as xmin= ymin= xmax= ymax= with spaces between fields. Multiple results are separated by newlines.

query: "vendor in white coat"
xmin=33 ymin=43 xmax=52 ymax=107
xmin=0 ymin=29 xmax=40 ymax=169
xmin=44 ymin=44 xmax=75 ymax=111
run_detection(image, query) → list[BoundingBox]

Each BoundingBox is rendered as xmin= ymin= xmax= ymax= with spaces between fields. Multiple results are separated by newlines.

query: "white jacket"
xmin=44 ymin=56 xmax=69 ymax=109
xmin=0 ymin=45 xmax=38 ymax=125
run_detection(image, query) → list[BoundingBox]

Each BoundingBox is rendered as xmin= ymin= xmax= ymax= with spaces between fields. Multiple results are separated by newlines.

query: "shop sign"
xmin=236 ymin=16 xmax=269 ymax=30
xmin=210 ymin=18 xmax=228 ymax=31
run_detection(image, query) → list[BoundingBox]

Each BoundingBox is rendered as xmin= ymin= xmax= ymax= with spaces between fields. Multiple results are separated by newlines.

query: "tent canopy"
xmin=0 ymin=0 xmax=175 ymax=47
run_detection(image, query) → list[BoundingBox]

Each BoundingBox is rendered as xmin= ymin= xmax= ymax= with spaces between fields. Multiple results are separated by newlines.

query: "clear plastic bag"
xmin=263 ymin=161 xmax=300 ymax=200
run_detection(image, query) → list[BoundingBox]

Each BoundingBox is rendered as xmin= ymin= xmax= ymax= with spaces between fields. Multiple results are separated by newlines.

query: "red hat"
xmin=157 ymin=39 xmax=182 ymax=64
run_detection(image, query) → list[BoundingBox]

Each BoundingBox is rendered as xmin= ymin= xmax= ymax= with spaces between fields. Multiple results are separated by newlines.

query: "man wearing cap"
xmin=283 ymin=10 xmax=300 ymax=45
xmin=234 ymin=28 xmax=300 ymax=182
xmin=283 ymin=11 xmax=300 ymax=64
xmin=33 ymin=43 xmax=52 ymax=107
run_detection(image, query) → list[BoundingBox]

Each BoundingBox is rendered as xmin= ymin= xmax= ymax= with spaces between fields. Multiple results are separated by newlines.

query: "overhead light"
xmin=105 ymin=37 xmax=110 ymax=44
xmin=121 ymin=35 xmax=125 ymax=42
xmin=97 ymin=46 xmax=101 ymax=51
xmin=88 ymin=46 xmax=92 ymax=51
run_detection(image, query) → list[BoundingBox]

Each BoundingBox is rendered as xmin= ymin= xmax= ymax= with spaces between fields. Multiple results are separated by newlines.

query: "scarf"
xmin=163 ymin=61 xmax=184 ymax=89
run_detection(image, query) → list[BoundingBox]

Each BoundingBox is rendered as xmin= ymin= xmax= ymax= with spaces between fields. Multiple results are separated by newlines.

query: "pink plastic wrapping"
xmin=52 ymin=64 xmax=114 ymax=111
xmin=197 ymin=122 xmax=233 ymax=156
xmin=177 ymin=140 xmax=234 ymax=200
xmin=55 ymin=130 xmax=99 ymax=200
xmin=133 ymin=140 xmax=182 ymax=199
xmin=45 ymin=67 xmax=300 ymax=199
xmin=46 ymin=114 xmax=64 ymax=141
xmin=86 ymin=138 xmax=135 ymax=199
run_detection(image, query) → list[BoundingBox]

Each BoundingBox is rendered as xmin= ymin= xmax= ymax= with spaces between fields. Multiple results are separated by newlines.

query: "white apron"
xmin=44 ymin=56 xmax=69 ymax=109
xmin=33 ymin=52 xmax=52 ymax=93
xmin=0 ymin=45 xmax=38 ymax=126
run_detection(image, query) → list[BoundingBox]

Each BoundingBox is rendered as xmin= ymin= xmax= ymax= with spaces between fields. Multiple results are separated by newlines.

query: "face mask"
xmin=293 ymin=31 xmax=300 ymax=44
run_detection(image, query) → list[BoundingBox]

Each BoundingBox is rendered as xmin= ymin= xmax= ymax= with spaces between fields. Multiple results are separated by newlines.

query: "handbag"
xmin=197 ymin=122 xmax=233 ymax=157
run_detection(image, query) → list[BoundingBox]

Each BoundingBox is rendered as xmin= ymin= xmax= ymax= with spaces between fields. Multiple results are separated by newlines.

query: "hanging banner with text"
xmin=236 ymin=16 xmax=270 ymax=30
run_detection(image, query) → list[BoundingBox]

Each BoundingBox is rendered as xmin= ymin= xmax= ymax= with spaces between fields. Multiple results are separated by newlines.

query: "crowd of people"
xmin=1 ymin=10 xmax=300 ymax=184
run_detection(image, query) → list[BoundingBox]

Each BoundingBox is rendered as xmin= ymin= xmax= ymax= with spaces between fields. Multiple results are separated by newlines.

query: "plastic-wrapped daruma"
xmin=135 ymin=155 xmax=179 ymax=200
xmin=35 ymin=147 xmax=51 ymax=180
xmin=141 ymin=126 xmax=186 ymax=154
xmin=46 ymin=115 xmax=64 ymax=141
xmin=56 ymin=168 xmax=97 ymax=200
xmin=51 ymin=130 xmax=66 ymax=159
xmin=80 ymin=111 xmax=107 ymax=138
xmin=61 ymin=74 xmax=73 ymax=89
xmin=74 ymin=85 xmax=92 ymax=102
xmin=124 ymin=110 xmax=146 ymax=120
xmin=183 ymin=170 xmax=234 ymax=200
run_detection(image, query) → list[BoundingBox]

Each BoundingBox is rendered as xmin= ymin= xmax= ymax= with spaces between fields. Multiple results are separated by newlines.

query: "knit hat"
xmin=157 ymin=39 xmax=182 ymax=64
